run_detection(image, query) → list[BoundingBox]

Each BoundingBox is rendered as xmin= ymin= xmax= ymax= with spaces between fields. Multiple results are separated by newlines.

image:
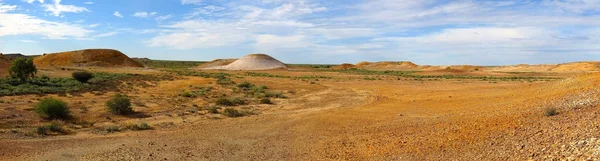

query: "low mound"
xmin=551 ymin=62 xmax=600 ymax=72
xmin=204 ymin=54 xmax=287 ymax=70
xmin=355 ymin=61 xmax=419 ymax=70
xmin=332 ymin=63 xmax=356 ymax=70
xmin=197 ymin=59 xmax=237 ymax=69
xmin=488 ymin=64 xmax=557 ymax=72
xmin=34 ymin=49 xmax=143 ymax=67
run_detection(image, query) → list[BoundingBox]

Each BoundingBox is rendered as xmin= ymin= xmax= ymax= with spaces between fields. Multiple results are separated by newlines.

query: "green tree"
xmin=9 ymin=58 xmax=37 ymax=82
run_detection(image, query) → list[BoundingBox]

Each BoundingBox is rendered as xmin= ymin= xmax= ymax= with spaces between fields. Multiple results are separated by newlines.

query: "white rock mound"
xmin=204 ymin=54 xmax=287 ymax=70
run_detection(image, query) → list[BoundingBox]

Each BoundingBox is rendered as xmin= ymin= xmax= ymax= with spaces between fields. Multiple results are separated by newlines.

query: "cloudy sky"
xmin=0 ymin=0 xmax=599 ymax=65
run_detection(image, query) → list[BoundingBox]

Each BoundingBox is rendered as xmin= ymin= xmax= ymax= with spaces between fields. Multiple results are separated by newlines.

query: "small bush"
xmin=72 ymin=71 xmax=94 ymax=83
xmin=216 ymin=98 xmax=245 ymax=106
xmin=104 ymin=126 xmax=121 ymax=133
xmin=216 ymin=98 xmax=234 ymax=106
xmin=181 ymin=91 xmax=193 ymax=97
xmin=35 ymin=98 xmax=71 ymax=120
xmin=36 ymin=123 xmax=65 ymax=135
xmin=128 ymin=122 xmax=152 ymax=131
xmin=106 ymin=94 xmax=133 ymax=115
xmin=223 ymin=108 xmax=244 ymax=117
xmin=265 ymin=91 xmax=286 ymax=98
xmin=249 ymin=85 xmax=267 ymax=95
xmin=237 ymin=81 xmax=254 ymax=89
xmin=545 ymin=108 xmax=558 ymax=116
xmin=216 ymin=75 xmax=235 ymax=85
xmin=260 ymin=98 xmax=272 ymax=104
xmin=231 ymin=98 xmax=246 ymax=105
xmin=205 ymin=106 xmax=221 ymax=114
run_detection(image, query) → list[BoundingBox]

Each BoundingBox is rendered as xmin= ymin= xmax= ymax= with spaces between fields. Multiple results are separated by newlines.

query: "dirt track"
xmin=1 ymin=71 xmax=600 ymax=160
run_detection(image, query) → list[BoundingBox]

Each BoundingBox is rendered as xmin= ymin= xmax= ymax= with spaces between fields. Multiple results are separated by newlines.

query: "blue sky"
xmin=0 ymin=0 xmax=599 ymax=65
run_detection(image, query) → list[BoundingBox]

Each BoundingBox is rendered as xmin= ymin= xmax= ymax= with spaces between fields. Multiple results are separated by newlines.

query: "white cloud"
xmin=547 ymin=0 xmax=600 ymax=13
xmin=88 ymin=23 xmax=99 ymax=28
xmin=181 ymin=0 xmax=202 ymax=5
xmin=148 ymin=1 xmax=327 ymax=49
xmin=309 ymin=28 xmax=376 ymax=39
xmin=185 ymin=5 xmax=225 ymax=19
xmin=0 ymin=12 xmax=92 ymax=39
xmin=42 ymin=0 xmax=89 ymax=16
xmin=147 ymin=20 xmax=251 ymax=49
xmin=155 ymin=14 xmax=173 ymax=21
xmin=19 ymin=40 xmax=37 ymax=43
xmin=0 ymin=3 xmax=17 ymax=13
xmin=24 ymin=0 xmax=44 ymax=4
xmin=113 ymin=11 xmax=123 ymax=18
xmin=84 ymin=1 xmax=93 ymax=5
xmin=133 ymin=12 xmax=157 ymax=18
xmin=255 ymin=34 xmax=309 ymax=50
xmin=94 ymin=32 xmax=118 ymax=38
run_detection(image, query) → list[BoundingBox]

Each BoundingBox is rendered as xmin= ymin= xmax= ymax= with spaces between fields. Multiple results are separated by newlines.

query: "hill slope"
xmin=34 ymin=49 xmax=143 ymax=67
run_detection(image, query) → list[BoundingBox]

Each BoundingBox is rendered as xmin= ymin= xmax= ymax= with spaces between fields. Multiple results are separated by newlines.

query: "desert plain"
xmin=0 ymin=49 xmax=599 ymax=160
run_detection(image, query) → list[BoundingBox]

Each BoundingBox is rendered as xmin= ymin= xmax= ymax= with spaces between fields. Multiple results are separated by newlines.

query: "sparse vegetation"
xmin=0 ymin=72 xmax=129 ymax=96
xmin=36 ymin=123 xmax=66 ymax=135
xmin=216 ymin=97 xmax=246 ymax=106
xmin=265 ymin=91 xmax=286 ymax=98
xmin=202 ymin=106 xmax=221 ymax=114
xmin=222 ymin=108 xmax=255 ymax=117
xmin=106 ymin=94 xmax=133 ymax=115
xmin=127 ymin=122 xmax=152 ymax=131
xmin=72 ymin=71 xmax=94 ymax=83
xmin=545 ymin=108 xmax=558 ymax=116
xmin=237 ymin=81 xmax=254 ymax=89
xmin=260 ymin=98 xmax=272 ymax=104
xmin=135 ymin=59 xmax=206 ymax=69
xmin=34 ymin=98 xmax=71 ymax=120
xmin=223 ymin=108 xmax=244 ymax=117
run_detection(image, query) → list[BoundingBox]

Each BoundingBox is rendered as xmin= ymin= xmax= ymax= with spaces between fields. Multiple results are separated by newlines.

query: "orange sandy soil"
xmin=1 ymin=68 xmax=600 ymax=160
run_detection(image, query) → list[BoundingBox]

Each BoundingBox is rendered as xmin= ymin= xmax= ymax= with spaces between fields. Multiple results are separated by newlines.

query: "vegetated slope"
xmin=196 ymin=59 xmax=237 ymax=69
xmin=356 ymin=61 xmax=419 ymax=70
xmin=332 ymin=63 xmax=356 ymax=70
xmin=34 ymin=49 xmax=143 ymax=68
xmin=551 ymin=62 xmax=600 ymax=72
xmin=203 ymin=54 xmax=287 ymax=70
xmin=0 ymin=54 xmax=11 ymax=76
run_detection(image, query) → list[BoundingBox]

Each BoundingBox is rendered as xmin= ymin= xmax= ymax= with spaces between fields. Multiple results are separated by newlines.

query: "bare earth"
xmin=1 ymin=68 xmax=600 ymax=160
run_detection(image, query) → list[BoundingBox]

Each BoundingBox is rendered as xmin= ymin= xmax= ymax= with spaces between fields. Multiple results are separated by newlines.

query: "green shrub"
xmin=265 ymin=91 xmax=286 ymax=98
xmin=35 ymin=98 xmax=71 ymax=120
xmin=72 ymin=71 xmax=94 ymax=83
xmin=545 ymin=108 xmax=558 ymax=116
xmin=216 ymin=75 xmax=235 ymax=85
xmin=216 ymin=98 xmax=234 ymax=106
xmin=231 ymin=98 xmax=246 ymax=105
xmin=249 ymin=85 xmax=267 ymax=95
xmin=104 ymin=126 xmax=121 ymax=133
xmin=205 ymin=106 xmax=221 ymax=114
xmin=9 ymin=58 xmax=37 ymax=82
xmin=216 ymin=98 xmax=246 ymax=106
xmin=260 ymin=98 xmax=272 ymax=104
xmin=128 ymin=122 xmax=152 ymax=131
xmin=36 ymin=123 xmax=65 ymax=135
xmin=106 ymin=94 xmax=133 ymax=115
xmin=237 ymin=81 xmax=254 ymax=89
xmin=223 ymin=108 xmax=243 ymax=117
xmin=181 ymin=91 xmax=193 ymax=97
